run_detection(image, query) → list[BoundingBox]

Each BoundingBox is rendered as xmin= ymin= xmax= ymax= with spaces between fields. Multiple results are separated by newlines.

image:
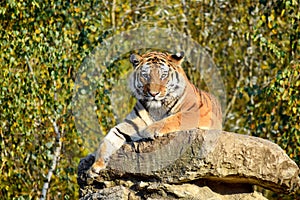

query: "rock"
xmin=78 ymin=129 xmax=300 ymax=199
xmin=79 ymin=186 xmax=130 ymax=200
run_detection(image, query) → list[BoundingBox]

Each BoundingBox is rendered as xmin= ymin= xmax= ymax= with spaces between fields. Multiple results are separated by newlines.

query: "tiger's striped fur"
xmin=89 ymin=51 xmax=222 ymax=177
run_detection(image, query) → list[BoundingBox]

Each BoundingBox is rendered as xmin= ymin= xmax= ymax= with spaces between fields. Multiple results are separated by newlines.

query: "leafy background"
xmin=0 ymin=0 xmax=299 ymax=199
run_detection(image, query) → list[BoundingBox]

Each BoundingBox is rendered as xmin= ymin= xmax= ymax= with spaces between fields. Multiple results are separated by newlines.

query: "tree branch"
xmin=224 ymin=65 xmax=245 ymax=118
xmin=40 ymin=118 xmax=62 ymax=200
xmin=111 ymin=0 xmax=116 ymax=29
xmin=26 ymin=56 xmax=63 ymax=200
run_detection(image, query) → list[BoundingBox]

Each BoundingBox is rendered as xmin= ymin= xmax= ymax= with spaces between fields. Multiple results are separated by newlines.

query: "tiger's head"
xmin=129 ymin=51 xmax=187 ymax=108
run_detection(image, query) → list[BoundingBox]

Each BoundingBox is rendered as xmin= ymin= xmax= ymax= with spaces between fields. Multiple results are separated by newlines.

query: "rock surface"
xmin=78 ymin=129 xmax=300 ymax=199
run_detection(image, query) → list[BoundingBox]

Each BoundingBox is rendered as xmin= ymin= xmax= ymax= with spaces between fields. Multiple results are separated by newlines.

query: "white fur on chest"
xmin=146 ymin=101 xmax=168 ymax=121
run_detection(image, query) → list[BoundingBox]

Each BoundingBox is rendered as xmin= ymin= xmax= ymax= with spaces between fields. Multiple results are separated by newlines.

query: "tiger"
xmin=88 ymin=51 xmax=222 ymax=177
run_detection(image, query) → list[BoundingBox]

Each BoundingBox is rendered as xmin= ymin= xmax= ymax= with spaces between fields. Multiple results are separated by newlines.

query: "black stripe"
xmin=112 ymin=128 xmax=127 ymax=140
xmin=133 ymin=106 xmax=142 ymax=118
xmin=198 ymin=91 xmax=204 ymax=108
xmin=186 ymin=103 xmax=197 ymax=111
xmin=115 ymin=127 xmax=132 ymax=142
xmin=175 ymin=71 xmax=179 ymax=82
xmin=124 ymin=119 xmax=139 ymax=134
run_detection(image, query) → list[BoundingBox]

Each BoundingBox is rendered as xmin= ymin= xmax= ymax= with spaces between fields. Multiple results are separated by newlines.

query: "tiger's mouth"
xmin=145 ymin=94 xmax=165 ymax=101
xmin=145 ymin=99 xmax=162 ymax=109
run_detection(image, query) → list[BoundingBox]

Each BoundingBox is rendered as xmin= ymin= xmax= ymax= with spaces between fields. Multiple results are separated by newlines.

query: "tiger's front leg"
xmin=141 ymin=111 xmax=199 ymax=138
xmin=87 ymin=127 xmax=126 ymax=178
xmin=87 ymin=116 xmax=147 ymax=178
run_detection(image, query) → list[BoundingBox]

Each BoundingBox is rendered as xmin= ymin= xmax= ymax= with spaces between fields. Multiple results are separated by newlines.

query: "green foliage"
xmin=241 ymin=0 xmax=300 ymax=168
xmin=0 ymin=0 xmax=298 ymax=199
xmin=0 ymin=0 xmax=87 ymax=198
xmin=252 ymin=65 xmax=300 ymax=162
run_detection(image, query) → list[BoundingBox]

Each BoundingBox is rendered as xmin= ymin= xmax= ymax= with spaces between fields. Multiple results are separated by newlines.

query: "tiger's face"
xmin=129 ymin=52 xmax=187 ymax=108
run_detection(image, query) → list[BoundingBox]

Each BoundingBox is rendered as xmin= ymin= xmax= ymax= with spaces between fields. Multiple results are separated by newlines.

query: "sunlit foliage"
xmin=0 ymin=0 xmax=298 ymax=199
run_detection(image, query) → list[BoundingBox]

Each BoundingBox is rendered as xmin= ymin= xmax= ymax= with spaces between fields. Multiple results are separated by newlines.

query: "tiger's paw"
xmin=139 ymin=129 xmax=155 ymax=140
xmin=141 ymin=125 xmax=164 ymax=139
xmin=87 ymin=159 xmax=106 ymax=178
xmin=153 ymin=131 xmax=164 ymax=138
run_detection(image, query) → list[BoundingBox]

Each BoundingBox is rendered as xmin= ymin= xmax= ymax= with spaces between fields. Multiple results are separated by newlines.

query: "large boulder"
xmin=78 ymin=129 xmax=300 ymax=199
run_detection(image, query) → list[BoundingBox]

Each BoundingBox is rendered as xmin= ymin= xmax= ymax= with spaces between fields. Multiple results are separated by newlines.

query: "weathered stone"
xmin=79 ymin=181 xmax=268 ymax=200
xmin=78 ymin=129 xmax=300 ymax=199
xmin=79 ymin=185 xmax=130 ymax=200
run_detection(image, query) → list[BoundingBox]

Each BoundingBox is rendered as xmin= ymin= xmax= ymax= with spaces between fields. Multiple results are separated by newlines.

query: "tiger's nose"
xmin=149 ymin=91 xmax=160 ymax=97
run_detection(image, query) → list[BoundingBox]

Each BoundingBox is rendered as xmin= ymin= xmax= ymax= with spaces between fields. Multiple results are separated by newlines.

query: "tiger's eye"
xmin=142 ymin=73 xmax=149 ymax=79
xmin=161 ymin=74 xmax=167 ymax=79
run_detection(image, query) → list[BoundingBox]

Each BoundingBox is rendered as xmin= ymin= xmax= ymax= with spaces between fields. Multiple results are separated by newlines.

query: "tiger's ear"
xmin=170 ymin=51 xmax=184 ymax=65
xmin=130 ymin=54 xmax=142 ymax=68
